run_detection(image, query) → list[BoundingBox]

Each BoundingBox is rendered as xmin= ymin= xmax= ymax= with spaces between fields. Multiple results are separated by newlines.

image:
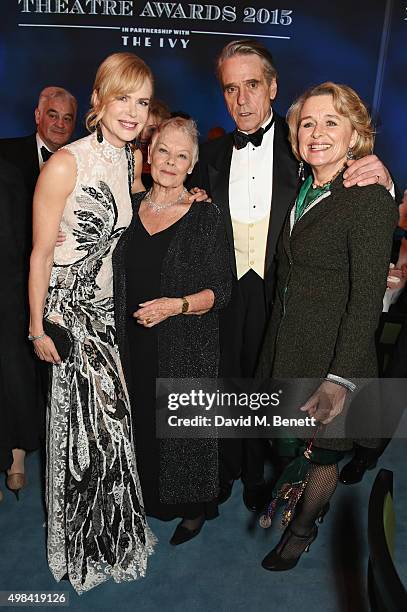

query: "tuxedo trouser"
xmin=219 ymin=269 xmax=269 ymax=487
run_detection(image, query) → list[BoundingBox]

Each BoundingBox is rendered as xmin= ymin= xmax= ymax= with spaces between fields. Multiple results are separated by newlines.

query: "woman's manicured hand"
xmin=32 ymin=335 xmax=61 ymax=364
xmin=133 ymin=297 xmax=182 ymax=327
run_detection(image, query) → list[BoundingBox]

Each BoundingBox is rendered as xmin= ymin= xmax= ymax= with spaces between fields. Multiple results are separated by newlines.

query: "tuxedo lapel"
xmin=206 ymin=136 xmax=236 ymax=275
xmin=207 ymin=145 xmax=232 ymax=211
xmin=265 ymin=114 xmax=299 ymax=271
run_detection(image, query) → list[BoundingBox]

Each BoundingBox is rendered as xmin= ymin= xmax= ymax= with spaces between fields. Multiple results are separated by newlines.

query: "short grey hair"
xmin=216 ymin=39 xmax=278 ymax=86
xmin=37 ymin=86 xmax=77 ymax=113
xmin=150 ymin=117 xmax=199 ymax=166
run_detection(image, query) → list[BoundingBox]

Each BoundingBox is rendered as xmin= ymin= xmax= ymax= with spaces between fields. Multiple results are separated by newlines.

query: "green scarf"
xmin=295 ymin=175 xmax=331 ymax=223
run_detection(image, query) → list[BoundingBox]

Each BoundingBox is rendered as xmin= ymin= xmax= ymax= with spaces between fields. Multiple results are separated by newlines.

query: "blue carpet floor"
xmin=1 ymin=439 xmax=406 ymax=612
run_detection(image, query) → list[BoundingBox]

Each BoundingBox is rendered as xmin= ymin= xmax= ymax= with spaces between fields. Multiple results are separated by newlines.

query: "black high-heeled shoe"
xmin=317 ymin=502 xmax=330 ymax=524
xmin=261 ymin=523 xmax=318 ymax=571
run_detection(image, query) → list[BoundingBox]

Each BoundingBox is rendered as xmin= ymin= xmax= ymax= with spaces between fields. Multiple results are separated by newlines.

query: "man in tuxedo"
xmin=0 ymin=86 xmax=77 ymax=198
xmin=191 ymin=39 xmax=395 ymax=511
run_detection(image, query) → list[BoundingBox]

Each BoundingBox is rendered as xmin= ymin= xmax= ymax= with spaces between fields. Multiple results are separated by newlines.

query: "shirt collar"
xmin=36 ymin=133 xmax=49 ymax=152
xmin=238 ymin=108 xmax=274 ymax=135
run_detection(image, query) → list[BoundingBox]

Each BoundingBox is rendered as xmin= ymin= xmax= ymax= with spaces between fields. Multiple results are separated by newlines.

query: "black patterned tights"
xmin=277 ymin=463 xmax=339 ymax=559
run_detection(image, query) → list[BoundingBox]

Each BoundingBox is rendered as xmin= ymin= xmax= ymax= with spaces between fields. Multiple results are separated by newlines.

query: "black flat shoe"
xmin=170 ymin=521 xmax=204 ymax=546
xmin=339 ymin=457 xmax=377 ymax=485
xmin=261 ymin=524 xmax=318 ymax=571
xmin=218 ymin=480 xmax=233 ymax=505
xmin=243 ymin=483 xmax=268 ymax=513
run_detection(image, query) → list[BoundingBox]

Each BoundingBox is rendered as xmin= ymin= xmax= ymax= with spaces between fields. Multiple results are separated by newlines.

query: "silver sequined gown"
xmin=44 ymin=133 xmax=155 ymax=594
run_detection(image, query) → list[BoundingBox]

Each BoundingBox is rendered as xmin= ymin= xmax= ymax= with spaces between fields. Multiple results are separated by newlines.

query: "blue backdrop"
xmin=1 ymin=0 xmax=405 ymax=187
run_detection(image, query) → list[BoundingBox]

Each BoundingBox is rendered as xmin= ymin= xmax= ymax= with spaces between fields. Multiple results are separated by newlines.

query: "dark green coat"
xmin=257 ymin=173 xmax=398 ymax=381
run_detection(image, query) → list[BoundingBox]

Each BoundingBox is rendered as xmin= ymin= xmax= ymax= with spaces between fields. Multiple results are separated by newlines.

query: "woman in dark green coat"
xmin=257 ymin=82 xmax=398 ymax=571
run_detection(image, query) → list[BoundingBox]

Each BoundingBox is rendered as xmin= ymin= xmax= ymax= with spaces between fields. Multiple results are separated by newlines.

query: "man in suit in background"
xmin=0 ymin=87 xmax=77 ymax=409
xmin=191 ymin=39 xmax=395 ymax=511
xmin=0 ymin=86 xmax=77 ymax=198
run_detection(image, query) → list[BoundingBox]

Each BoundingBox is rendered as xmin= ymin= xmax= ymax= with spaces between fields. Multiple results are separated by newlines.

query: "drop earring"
xmin=298 ymin=160 xmax=305 ymax=181
xmin=96 ymin=121 xmax=103 ymax=143
xmin=346 ymin=148 xmax=354 ymax=160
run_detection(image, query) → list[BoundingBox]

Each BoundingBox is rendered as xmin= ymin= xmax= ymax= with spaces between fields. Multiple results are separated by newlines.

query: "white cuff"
xmin=389 ymin=182 xmax=395 ymax=199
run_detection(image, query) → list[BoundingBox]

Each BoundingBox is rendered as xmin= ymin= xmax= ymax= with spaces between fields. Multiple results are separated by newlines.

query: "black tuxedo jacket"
xmin=0 ymin=133 xmax=40 ymax=198
xmin=189 ymin=112 xmax=299 ymax=306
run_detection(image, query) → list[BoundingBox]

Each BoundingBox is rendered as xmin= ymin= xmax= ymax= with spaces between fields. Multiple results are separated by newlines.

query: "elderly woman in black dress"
xmin=257 ymin=82 xmax=398 ymax=570
xmin=114 ymin=117 xmax=231 ymax=545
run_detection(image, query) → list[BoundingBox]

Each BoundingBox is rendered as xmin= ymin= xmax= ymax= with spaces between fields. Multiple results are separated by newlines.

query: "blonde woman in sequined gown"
xmin=28 ymin=53 xmax=156 ymax=594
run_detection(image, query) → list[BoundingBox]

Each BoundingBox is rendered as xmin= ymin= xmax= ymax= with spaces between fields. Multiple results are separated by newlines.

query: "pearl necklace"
xmin=312 ymin=165 xmax=345 ymax=189
xmin=144 ymin=187 xmax=187 ymax=213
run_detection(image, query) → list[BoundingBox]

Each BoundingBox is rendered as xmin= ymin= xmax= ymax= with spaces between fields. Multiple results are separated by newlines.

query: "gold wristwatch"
xmin=181 ymin=296 xmax=189 ymax=314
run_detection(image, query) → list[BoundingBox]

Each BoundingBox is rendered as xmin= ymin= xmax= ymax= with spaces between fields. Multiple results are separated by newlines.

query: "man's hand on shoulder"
xmin=343 ymin=155 xmax=393 ymax=191
xmin=188 ymin=187 xmax=212 ymax=203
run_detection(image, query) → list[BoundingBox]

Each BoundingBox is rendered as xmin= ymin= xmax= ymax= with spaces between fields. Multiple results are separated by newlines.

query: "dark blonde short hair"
xmin=150 ymin=117 xmax=199 ymax=166
xmin=86 ymin=52 xmax=153 ymax=132
xmin=287 ymin=82 xmax=374 ymax=160
xmin=148 ymin=99 xmax=171 ymax=123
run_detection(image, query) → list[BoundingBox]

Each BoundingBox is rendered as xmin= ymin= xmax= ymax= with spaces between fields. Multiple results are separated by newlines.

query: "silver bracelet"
xmin=28 ymin=332 xmax=46 ymax=341
xmin=324 ymin=375 xmax=356 ymax=393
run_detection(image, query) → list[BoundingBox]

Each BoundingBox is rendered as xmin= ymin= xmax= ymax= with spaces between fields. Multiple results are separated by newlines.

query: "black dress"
xmin=125 ymin=212 xmax=219 ymax=520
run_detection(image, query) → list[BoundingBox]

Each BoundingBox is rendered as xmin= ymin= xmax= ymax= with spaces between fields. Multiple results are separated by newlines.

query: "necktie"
xmin=233 ymin=115 xmax=275 ymax=150
xmin=41 ymin=146 xmax=53 ymax=162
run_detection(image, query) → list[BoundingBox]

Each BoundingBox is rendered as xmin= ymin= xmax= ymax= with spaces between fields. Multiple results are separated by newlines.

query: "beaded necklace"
xmin=295 ymin=166 xmax=344 ymax=223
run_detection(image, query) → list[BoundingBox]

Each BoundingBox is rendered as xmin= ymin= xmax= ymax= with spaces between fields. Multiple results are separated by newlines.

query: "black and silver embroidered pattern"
xmin=44 ymin=134 xmax=155 ymax=594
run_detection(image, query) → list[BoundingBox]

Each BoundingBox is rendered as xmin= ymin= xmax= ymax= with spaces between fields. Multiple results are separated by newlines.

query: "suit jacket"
xmin=189 ymin=113 xmax=299 ymax=307
xmin=0 ymin=158 xmax=41 ymax=470
xmin=0 ymin=133 xmax=40 ymax=198
xmin=0 ymin=133 xmax=41 ymax=257
xmin=257 ymin=174 xmax=399 ymax=381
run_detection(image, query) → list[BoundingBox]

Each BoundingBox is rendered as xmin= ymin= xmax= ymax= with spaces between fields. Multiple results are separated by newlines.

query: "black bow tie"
xmin=233 ymin=115 xmax=275 ymax=150
xmin=41 ymin=146 xmax=53 ymax=162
